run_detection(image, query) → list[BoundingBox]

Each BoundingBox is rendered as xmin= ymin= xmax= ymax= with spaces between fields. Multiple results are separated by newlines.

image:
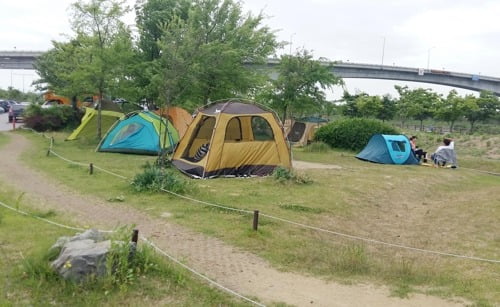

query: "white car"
xmin=41 ymin=100 xmax=63 ymax=109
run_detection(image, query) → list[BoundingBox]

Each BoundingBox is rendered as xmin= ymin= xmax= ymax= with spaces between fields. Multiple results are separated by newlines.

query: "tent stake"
xmin=89 ymin=163 xmax=93 ymax=175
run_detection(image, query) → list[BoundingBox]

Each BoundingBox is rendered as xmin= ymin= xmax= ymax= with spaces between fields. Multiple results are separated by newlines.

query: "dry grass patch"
xmin=16 ymin=129 xmax=500 ymax=305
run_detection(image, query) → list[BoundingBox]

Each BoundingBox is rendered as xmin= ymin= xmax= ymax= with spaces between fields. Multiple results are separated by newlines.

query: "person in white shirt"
xmin=431 ymin=138 xmax=456 ymax=167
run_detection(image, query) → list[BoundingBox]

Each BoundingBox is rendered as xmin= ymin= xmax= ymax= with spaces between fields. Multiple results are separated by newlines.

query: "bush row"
xmin=24 ymin=105 xmax=83 ymax=132
xmin=314 ymin=118 xmax=399 ymax=151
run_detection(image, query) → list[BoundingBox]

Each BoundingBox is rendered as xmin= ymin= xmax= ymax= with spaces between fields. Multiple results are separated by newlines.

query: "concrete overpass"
xmin=2 ymin=50 xmax=500 ymax=95
xmin=0 ymin=51 xmax=43 ymax=70
xmin=262 ymin=58 xmax=500 ymax=96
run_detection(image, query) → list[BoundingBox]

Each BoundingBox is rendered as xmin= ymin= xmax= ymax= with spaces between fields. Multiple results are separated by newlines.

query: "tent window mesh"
xmin=111 ymin=123 xmax=143 ymax=144
xmin=287 ymin=122 xmax=306 ymax=142
xmin=225 ymin=118 xmax=242 ymax=141
xmin=391 ymin=140 xmax=406 ymax=152
xmin=252 ymin=116 xmax=274 ymax=141
xmin=193 ymin=116 xmax=215 ymax=139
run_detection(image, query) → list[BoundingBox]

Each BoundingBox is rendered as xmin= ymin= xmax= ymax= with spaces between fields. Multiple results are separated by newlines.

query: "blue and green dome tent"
xmin=356 ymin=134 xmax=419 ymax=165
xmin=96 ymin=111 xmax=179 ymax=155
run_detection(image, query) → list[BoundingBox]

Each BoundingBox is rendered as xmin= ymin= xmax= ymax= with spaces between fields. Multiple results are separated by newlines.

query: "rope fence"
xmin=0 ymin=198 xmax=265 ymax=306
xmin=25 ymin=129 xmax=500 ymax=264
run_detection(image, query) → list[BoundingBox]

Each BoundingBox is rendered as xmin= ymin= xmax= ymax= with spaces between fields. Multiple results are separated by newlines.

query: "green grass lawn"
xmin=7 ymin=129 xmax=500 ymax=306
xmin=0 ymin=184 xmax=253 ymax=306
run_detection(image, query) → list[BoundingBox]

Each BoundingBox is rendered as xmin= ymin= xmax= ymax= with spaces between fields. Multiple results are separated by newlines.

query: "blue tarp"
xmin=356 ymin=134 xmax=419 ymax=165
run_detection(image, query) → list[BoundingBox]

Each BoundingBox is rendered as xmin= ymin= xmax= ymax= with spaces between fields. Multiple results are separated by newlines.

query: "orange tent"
xmin=155 ymin=106 xmax=193 ymax=138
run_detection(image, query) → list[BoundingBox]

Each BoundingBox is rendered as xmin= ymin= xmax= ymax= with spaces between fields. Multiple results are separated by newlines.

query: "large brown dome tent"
xmin=286 ymin=117 xmax=329 ymax=147
xmin=154 ymin=106 xmax=193 ymax=138
xmin=172 ymin=99 xmax=291 ymax=178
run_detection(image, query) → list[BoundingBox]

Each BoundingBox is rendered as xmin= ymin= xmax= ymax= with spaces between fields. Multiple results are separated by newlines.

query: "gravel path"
xmin=0 ymin=132 xmax=466 ymax=307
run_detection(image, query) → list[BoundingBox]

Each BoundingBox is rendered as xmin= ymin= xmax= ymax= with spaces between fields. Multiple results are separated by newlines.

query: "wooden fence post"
xmin=129 ymin=229 xmax=139 ymax=262
xmin=253 ymin=210 xmax=259 ymax=231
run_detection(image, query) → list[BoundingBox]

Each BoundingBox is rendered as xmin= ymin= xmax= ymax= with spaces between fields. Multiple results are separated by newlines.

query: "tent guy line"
xmin=28 ymin=128 xmax=499 ymax=264
xmin=0 ymin=199 xmax=265 ymax=307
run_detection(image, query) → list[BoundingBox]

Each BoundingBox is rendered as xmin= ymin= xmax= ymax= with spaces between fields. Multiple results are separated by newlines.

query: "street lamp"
xmin=381 ymin=36 xmax=386 ymax=66
xmin=13 ymin=73 xmax=32 ymax=92
xmin=427 ymin=46 xmax=436 ymax=70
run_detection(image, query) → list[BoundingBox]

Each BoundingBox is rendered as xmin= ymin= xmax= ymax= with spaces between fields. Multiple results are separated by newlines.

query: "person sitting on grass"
xmin=409 ymin=135 xmax=427 ymax=162
xmin=431 ymin=138 xmax=457 ymax=167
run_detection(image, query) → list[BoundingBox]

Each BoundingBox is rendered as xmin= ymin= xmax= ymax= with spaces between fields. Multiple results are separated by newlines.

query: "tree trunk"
xmin=469 ymin=120 xmax=476 ymax=134
xmin=282 ymin=105 xmax=288 ymax=123
xmin=71 ymin=95 xmax=78 ymax=110
xmin=97 ymin=91 xmax=102 ymax=140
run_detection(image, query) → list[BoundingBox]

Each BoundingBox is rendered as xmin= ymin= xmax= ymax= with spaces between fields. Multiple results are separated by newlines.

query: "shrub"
xmin=105 ymin=227 xmax=159 ymax=287
xmin=314 ymin=118 xmax=399 ymax=151
xmin=24 ymin=104 xmax=82 ymax=132
xmin=131 ymin=162 xmax=188 ymax=193
xmin=273 ymin=167 xmax=312 ymax=184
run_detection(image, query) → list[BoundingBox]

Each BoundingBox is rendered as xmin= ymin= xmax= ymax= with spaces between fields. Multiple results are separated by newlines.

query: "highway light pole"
xmin=13 ymin=73 xmax=32 ymax=92
xmin=381 ymin=36 xmax=386 ymax=66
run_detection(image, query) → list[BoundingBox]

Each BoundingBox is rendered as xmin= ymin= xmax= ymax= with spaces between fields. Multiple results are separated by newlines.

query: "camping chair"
xmin=431 ymin=148 xmax=457 ymax=168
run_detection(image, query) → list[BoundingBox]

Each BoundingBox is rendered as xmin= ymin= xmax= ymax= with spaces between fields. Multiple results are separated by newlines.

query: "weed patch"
xmin=334 ymin=244 xmax=370 ymax=275
xmin=273 ymin=167 xmax=312 ymax=184
xmin=131 ymin=162 xmax=189 ymax=193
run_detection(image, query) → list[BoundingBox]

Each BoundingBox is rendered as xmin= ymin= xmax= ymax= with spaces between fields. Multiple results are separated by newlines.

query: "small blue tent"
xmin=356 ymin=134 xmax=419 ymax=165
xmin=96 ymin=111 xmax=179 ymax=155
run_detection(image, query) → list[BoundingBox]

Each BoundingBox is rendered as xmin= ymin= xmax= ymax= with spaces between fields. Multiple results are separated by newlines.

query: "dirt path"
xmin=293 ymin=160 xmax=342 ymax=170
xmin=0 ymin=133 xmax=466 ymax=307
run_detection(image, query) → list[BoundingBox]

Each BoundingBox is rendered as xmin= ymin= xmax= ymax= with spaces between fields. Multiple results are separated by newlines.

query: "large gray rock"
xmin=50 ymin=229 xmax=107 ymax=253
xmin=51 ymin=229 xmax=114 ymax=283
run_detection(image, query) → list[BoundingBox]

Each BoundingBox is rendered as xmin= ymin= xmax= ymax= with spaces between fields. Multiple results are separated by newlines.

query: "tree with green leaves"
xmin=34 ymin=39 xmax=96 ymax=108
xmin=70 ymin=0 xmax=136 ymax=138
xmin=148 ymin=0 xmax=279 ymax=109
xmin=135 ymin=0 xmax=190 ymax=61
xmin=377 ymin=94 xmax=396 ymax=122
xmin=134 ymin=0 xmax=191 ymax=104
xmin=341 ymin=91 xmax=362 ymax=117
xmin=434 ymin=90 xmax=466 ymax=132
xmin=395 ymin=85 xmax=439 ymax=129
xmin=463 ymin=90 xmax=500 ymax=133
xmin=0 ymin=87 xmax=42 ymax=103
xmin=259 ymin=49 xmax=342 ymax=120
xmin=34 ymin=0 xmax=135 ymax=139
xmin=355 ymin=94 xmax=382 ymax=118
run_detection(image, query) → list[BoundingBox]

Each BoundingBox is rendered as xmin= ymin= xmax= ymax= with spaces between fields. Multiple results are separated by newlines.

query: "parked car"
xmin=8 ymin=103 xmax=29 ymax=123
xmin=0 ymin=100 xmax=17 ymax=112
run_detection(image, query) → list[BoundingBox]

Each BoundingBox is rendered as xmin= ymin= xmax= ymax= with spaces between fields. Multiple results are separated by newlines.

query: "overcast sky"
xmin=1 ymin=0 xmax=499 ymax=99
